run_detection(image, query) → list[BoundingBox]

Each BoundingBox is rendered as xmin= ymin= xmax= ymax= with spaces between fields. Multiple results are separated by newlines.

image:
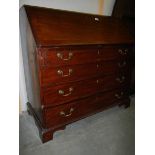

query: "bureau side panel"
xmin=20 ymin=7 xmax=42 ymax=122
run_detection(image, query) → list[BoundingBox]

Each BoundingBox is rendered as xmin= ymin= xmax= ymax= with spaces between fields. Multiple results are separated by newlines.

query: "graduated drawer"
xmin=38 ymin=45 xmax=131 ymax=67
xmin=44 ymin=88 xmax=129 ymax=128
xmin=39 ymin=47 xmax=98 ymax=67
xmin=40 ymin=59 xmax=130 ymax=86
xmin=99 ymin=45 xmax=131 ymax=61
xmin=42 ymin=74 xmax=129 ymax=107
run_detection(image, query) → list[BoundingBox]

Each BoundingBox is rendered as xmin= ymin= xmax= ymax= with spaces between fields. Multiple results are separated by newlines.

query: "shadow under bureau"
xmin=22 ymin=5 xmax=134 ymax=143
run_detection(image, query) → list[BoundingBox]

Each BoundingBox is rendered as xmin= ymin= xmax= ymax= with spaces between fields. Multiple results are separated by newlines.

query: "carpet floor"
xmin=19 ymin=96 xmax=135 ymax=155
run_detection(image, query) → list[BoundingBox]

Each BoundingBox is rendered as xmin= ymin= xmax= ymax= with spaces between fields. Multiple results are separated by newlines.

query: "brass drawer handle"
xmin=116 ymin=76 xmax=125 ymax=83
xmin=118 ymin=49 xmax=128 ymax=55
xmin=115 ymin=92 xmax=124 ymax=99
xmin=118 ymin=61 xmax=126 ymax=67
xmin=60 ymin=108 xmax=74 ymax=117
xmin=57 ymin=52 xmax=73 ymax=61
xmin=58 ymin=87 xmax=73 ymax=96
xmin=57 ymin=69 xmax=73 ymax=77
xmin=124 ymin=48 xmax=128 ymax=53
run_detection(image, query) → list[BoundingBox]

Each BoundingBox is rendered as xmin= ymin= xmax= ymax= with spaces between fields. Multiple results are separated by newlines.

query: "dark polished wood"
xmin=38 ymin=45 xmax=131 ymax=67
xmin=44 ymin=88 xmax=128 ymax=128
xmin=25 ymin=5 xmax=134 ymax=46
xmin=27 ymin=102 xmax=66 ymax=143
xmin=42 ymin=74 xmax=129 ymax=108
xmin=112 ymin=0 xmax=135 ymax=94
xmin=40 ymin=60 xmax=130 ymax=86
xmin=23 ymin=5 xmax=134 ymax=143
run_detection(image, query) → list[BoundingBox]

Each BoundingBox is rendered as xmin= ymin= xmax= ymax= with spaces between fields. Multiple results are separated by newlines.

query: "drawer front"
xmin=43 ymin=78 xmax=99 ymax=107
xmin=44 ymin=88 xmax=128 ymax=128
xmin=98 ymin=73 xmax=130 ymax=90
xmin=99 ymin=45 xmax=130 ymax=61
xmin=41 ymin=60 xmax=129 ymax=86
xmin=42 ymin=74 xmax=129 ymax=107
xmin=41 ymin=63 xmax=98 ymax=86
xmin=40 ymin=47 xmax=99 ymax=67
xmin=39 ymin=45 xmax=131 ymax=67
xmin=97 ymin=60 xmax=129 ymax=75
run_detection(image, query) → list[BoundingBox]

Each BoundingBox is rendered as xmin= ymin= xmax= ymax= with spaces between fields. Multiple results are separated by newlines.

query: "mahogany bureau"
xmin=23 ymin=5 xmax=134 ymax=143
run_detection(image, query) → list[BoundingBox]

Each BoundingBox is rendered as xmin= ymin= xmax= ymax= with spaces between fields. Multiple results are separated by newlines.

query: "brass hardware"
xmin=96 ymin=80 xmax=99 ymax=83
xmin=58 ymin=87 xmax=73 ymax=96
xmin=41 ymin=105 xmax=44 ymax=109
xmin=118 ymin=49 xmax=123 ymax=54
xmin=60 ymin=108 xmax=74 ymax=117
xmin=94 ymin=17 xmax=99 ymax=21
xmin=57 ymin=52 xmax=73 ymax=61
xmin=97 ymin=64 xmax=99 ymax=68
xmin=116 ymin=76 xmax=125 ymax=83
xmin=115 ymin=92 xmax=124 ymax=99
xmin=57 ymin=69 xmax=73 ymax=77
xmin=118 ymin=49 xmax=128 ymax=55
xmin=118 ymin=61 xmax=126 ymax=67
xmin=97 ymin=50 xmax=100 ymax=55
xmin=124 ymin=49 xmax=128 ymax=54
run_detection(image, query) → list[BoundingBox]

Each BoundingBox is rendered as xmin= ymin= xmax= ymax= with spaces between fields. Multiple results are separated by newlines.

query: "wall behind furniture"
xmin=19 ymin=0 xmax=116 ymax=111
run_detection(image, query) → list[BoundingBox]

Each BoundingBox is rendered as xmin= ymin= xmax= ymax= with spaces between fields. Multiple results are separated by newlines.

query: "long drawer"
xmin=43 ymin=88 xmax=129 ymax=128
xmin=41 ymin=60 xmax=129 ymax=86
xmin=38 ymin=45 xmax=131 ymax=67
xmin=42 ymin=74 xmax=129 ymax=107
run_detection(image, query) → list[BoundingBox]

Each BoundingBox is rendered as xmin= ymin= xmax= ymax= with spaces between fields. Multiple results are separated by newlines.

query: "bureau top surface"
xmin=25 ymin=5 xmax=134 ymax=47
